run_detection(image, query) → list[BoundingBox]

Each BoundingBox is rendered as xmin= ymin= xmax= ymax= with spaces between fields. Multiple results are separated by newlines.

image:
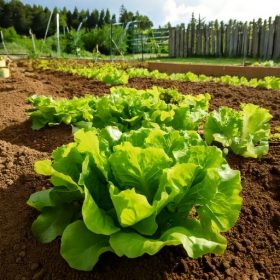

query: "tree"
xmin=119 ymin=5 xmax=134 ymax=26
xmin=70 ymin=7 xmax=80 ymax=29
xmin=60 ymin=7 xmax=69 ymax=34
xmin=11 ymin=1 xmax=32 ymax=34
xmin=31 ymin=6 xmax=51 ymax=38
xmin=0 ymin=0 xmax=4 ymax=25
xmin=104 ymin=9 xmax=111 ymax=25
xmin=119 ymin=6 xmax=153 ymax=29
xmin=98 ymin=9 xmax=105 ymax=27
xmin=87 ymin=9 xmax=99 ymax=29
xmin=111 ymin=14 xmax=117 ymax=24
xmin=134 ymin=13 xmax=153 ymax=29
xmin=1 ymin=0 xmax=16 ymax=28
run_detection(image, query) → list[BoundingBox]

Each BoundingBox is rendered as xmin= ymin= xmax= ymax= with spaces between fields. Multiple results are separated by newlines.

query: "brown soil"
xmin=0 ymin=62 xmax=279 ymax=280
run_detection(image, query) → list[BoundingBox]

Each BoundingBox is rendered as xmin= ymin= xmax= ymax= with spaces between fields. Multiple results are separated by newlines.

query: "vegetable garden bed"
xmin=0 ymin=61 xmax=279 ymax=280
xmin=148 ymin=62 xmax=280 ymax=79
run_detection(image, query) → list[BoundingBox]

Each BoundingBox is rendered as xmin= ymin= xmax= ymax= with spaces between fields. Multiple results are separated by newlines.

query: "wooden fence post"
xmin=273 ymin=16 xmax=280 ymax=60
xmin=179 ymin=29 xmax=184 ymax=57
xmin=168 ymin=28 xmax=174 ymax=57
xmin=252 ymin=20 xmax=259 ymax=58
xmin=267 ymin=17 xmax=274 ymax=59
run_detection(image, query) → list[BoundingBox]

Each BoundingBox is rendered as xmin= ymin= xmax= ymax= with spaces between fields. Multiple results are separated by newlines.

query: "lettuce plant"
xmin=28 ymin=127 xmax=242 ymax=271
xmin=27 ymin=94 xmax=97 ymax=130
xmin=28 ymin=87 xmax=210 ymax=131
xmin=204 ymin=104 xmax=272 ymax=158
xmin=36 ymin=60 xmax=129 ymax=85
xmin=35 ymin=60 xmax=280 ymax=90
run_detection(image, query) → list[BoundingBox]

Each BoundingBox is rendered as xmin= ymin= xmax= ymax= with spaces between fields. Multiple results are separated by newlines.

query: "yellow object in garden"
xmin=0 ymin=67 xmax=10 ymax=78
xmin=0 ymin=56 xmax=6 ymax=67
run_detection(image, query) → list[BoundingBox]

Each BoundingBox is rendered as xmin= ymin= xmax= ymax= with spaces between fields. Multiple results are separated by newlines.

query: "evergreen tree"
xmin=104 ymin=9 xmax=111 ymax=24
xmin=90 ymin=9 xmax=99 ymax=28
xmin=119 ymin=5 xmax=134 ymax=26
xmin=1 ymin=1 xmax=15 ymax=27
xmin=31 ymin=5 xmax=51 ymax=38
xmin=98 ymin=9 xmax=105 ymax=27
xmin=111 ymin=14 xmax=117 ymax=24
xmin=0 ymin=0 xmax=4 ymax=25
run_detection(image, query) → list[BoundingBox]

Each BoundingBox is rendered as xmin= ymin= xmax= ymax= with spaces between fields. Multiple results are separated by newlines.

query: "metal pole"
xmin=41 ymin=9 xmax=54 ymax=53
xmin=110 ymin=22 xmax=113 ymax=61
xmin=242 ymin=25 xmax=248 ymax=66
xmin=29 ymin=29 xmax=37 ymax=54
xmin=0 ymin=31 xmax=9 ymax=55
xmin=56 ymin=13 xmax=61 ymax=57
xmin=77 ymin=17 xmax=87 ymax=32
xmin=141 ymin=31 xmax=144 ymax=61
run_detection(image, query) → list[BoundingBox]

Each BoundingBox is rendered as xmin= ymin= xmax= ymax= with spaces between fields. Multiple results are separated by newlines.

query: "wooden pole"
xmin=56 ymin=13 xmax=61 ymax=57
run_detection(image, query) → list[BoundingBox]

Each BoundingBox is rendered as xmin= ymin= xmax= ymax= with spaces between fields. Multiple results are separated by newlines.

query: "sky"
xmin=21 ymin=0 xmax=280 ymax=27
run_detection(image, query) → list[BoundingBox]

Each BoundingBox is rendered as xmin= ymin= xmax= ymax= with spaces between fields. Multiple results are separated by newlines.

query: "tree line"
xmin=0 ymin=0 xmax=153 ymax=38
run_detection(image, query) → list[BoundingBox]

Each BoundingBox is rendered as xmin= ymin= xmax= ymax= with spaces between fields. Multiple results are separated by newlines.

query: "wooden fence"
xmin=169 ymin=16 xmax=280 ymax=60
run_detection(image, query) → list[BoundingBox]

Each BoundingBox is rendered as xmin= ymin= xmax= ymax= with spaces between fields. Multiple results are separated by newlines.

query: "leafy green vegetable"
xmin=28 ymin=127 xmax=242 ymax=271
xmin=36 ymin=60 xmax=128 ymax=85
xmin=27 ymin=94 xmax=97 ymax=130
xmin=204 ymin=104 xmax=272 ymax=158
xmin=28 ymin=86 xmax=210 ymax=131
xmin=35 ymin=60 xmax=280 ymax=90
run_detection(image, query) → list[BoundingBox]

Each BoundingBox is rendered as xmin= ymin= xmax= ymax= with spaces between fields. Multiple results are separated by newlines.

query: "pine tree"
xmin=104 ymin=9 xmax=111 ymax=24
xmin=98 ymin=9 xmax=105 ymax=27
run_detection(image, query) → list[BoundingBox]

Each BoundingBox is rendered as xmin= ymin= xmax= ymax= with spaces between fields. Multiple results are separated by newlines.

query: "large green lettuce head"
xmin=27 ymin=127 xmax=242 ymax=271
xmin=204 ymin=104 xmax=272 ymax=158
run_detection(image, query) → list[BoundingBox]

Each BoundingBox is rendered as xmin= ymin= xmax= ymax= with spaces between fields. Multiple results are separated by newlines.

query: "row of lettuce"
xmin=27 ymin=86 xmax=272 ymax=271
xmin=35 ymin=60 xmax=280 ymax=90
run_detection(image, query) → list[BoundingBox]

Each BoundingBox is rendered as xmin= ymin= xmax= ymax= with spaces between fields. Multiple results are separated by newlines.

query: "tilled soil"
xmin=0 ymin=62 xmax=279 ymax=280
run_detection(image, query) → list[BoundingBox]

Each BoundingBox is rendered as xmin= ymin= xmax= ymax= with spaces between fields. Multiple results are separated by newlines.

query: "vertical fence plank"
xmin=247 ymin=22 xmax=253 ymax=57
xmin=264 ymin=22 xmax=270 ymax=59
xmin=259 ymin=19 xmax=265 ymax=59
xmin=252 ymin=20 xmax=259 ymax=58
xmin=227 ymin=22 xmax=230 ymax=56
xmin=237 ymin=23 xmax=243 ymax=56
xmin=202 ymin=26 xmax=206 ymax=56
xmin=220 ymin=22 xmax=225 ymax=56
xmin=179 ymin=29 xmax=184 ymax=57
xmin=229 ymin=21 xmax=234 ymax=57
xmin=187 ymin=24 xmax=191 ymax=56
xmin=205 ymin=25 xmax=210 ymax=56
xmin=168 ymin=28 xmax=175 ymax=57
xmin=203 ymin=25 xmax=208 ymax=56
xmin=242 ymin=23 xmax=248 ymax=60
xmin=216 ymin=21 xmax=221 ymax=56
xmin=267 ymin=17 xmax=274 ymax=59
xmin=175 ymin=29 xmax=180 ymax=57
xmin=183 ymin=29 xmax=188 ymax=57
xmin=196 ymin=26 xmax=201 ymax=56
xmin=211 ymin=23 xmax=216 ymax=56
xmin=273 ymin=16 xmax=280 ymax=60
